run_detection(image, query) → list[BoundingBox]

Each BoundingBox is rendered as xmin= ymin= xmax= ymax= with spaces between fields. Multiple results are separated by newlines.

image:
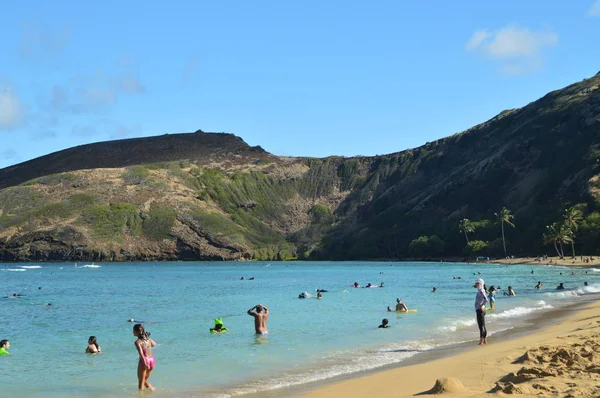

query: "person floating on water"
xmin=85 ymin=336 xmax=101 ymax=354
xmin=474 ymin=278 xmax=488 ymax=345
xmin=378 ymin=318 xmax=389 ymax=328
xmin=535 ymin=281 xmax=543 ymax=289
xmin=317 ymin=292 xmax=322 ymax=300
xmin=0 ymin=339 xmax=10 ymax=355
xmin=133 ymin=324 xmax=157 ymax=391
xmin=353 ymin=282 xmax=360 ymax=288
xmin=380 ymin=282 xmax=385 ymax=287
xmin=387 ymin=306 xmax=393 ymax=312
xmin=395 ymin=298 xmax=409 ymax=312
xmin=431 ymin=287 xmax=437 ymax=293
xmin=247 ymin=304 xmax=269 ymax=335
xmin=556 ymin=283 xmax=565 ymax=290
xmin=210 ymin=318 xmax=228 ymax=334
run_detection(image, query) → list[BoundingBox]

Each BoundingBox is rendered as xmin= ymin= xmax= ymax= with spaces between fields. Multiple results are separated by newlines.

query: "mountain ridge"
xmin=1 ymin=74 xmax=599 ymax=261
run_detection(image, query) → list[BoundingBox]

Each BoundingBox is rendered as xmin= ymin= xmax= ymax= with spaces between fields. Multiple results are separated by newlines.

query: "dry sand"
xmin=301 ymin=298 xmax=600 ymax=398
xmin=492 ymin=256 xmax=599 ymax=268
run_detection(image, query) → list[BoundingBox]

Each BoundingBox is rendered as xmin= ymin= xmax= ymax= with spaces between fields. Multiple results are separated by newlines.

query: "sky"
xmin=1 ymin=1 xmax=600 ymax=168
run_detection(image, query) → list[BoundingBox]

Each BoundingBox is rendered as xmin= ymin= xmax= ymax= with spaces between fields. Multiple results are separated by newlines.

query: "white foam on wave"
xmin=1 ymin=268 xmax=27 ymax=272
xmin=488 ymin=302 xmax=553 ymax=320
xmin=80 ymin=264 xmax=101 ymax=268
xmin=437 ymin=318 xmax=477 ymax=332
xmin=573 ymin=283 xmax=600 ymax=294
xmin=590 ymin=268 xmax=600 ymax=272
xmin=18 ymin=265 xmax=42 ymax=269
xmin=228 ymin=340 xmax=441 ymax=396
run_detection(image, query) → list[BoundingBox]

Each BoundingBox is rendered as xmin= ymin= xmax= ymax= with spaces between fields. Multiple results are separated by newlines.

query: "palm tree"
xmin=543 ymin=222 xmax=573 ymax=258
xmin=563 ymin=205 xmax=583 ymax=258
xmin=495 ymin=207 xmax=515 ymax=257
xmin=458 ymin=218 xmax=475 ymax=244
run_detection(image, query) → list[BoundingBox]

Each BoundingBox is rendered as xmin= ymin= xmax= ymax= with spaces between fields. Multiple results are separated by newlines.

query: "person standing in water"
xmin=487 ymin=286 xmax=496 ymax=311
xmin=247 ymin=304 xmax=269 ymax=335
xmin=85 ymin=336 xmax=101 ymax=353
xmin=474 ymin=278 xmax=488 ymax=345
xmin=133 ymin=324 xmax=157 ymax=391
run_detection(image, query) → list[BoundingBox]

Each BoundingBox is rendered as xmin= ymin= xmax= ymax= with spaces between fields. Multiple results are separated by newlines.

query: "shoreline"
xmin=291 ymin=294 xmax=600 ymax=398
xmin=236 ymin=297 xmax=591 ymax=398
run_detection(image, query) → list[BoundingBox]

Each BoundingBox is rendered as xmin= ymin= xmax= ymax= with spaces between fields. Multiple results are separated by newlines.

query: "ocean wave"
xmin=18 ymin=265 xmax=42 ymax=269
xmin=227 ymin=340 xmax=442 ymax=396
xmin=437 ymin=318 xmax=477 ymax=332
xmin=573 ymin=284 xmax=600 ymax=294
xmin=80 ymin=264 xmax=101 ymax=268
xmin=1 ymin=268 xmax=27 ymax=272
xmin=488 ymin=302 xmax=553 ymax=320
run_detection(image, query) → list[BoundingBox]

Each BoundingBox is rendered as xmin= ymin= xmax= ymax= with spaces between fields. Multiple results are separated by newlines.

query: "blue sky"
xmin=1 ymin=1 xmax=600 ymax=168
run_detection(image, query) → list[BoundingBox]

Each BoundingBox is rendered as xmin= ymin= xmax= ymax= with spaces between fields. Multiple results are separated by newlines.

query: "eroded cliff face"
xmin=1 ymin=74 xmax=600 ymax=262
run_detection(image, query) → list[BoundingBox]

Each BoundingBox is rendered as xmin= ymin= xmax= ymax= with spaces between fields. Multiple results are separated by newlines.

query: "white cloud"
xmin=0 ymin=88 xmax=24 ymax=130
xmin=465 ymin=30 xmax=490 ymax=52
xmin=465 ymin=25 xmax=558 ymax=74
xmin=589 ymin=0 xmax=600 ymax=16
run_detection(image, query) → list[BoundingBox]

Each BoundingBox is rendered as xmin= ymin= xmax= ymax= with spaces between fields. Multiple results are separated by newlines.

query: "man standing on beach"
xmin=474 ymin=279 xmax=488 ymax=345
xmin=247 ymin=304 xmax=269 ymax=335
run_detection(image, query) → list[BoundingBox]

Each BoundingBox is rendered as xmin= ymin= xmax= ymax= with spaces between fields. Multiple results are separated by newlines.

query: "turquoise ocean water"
xmin=1 ymin=261 xmax=599 ymax=397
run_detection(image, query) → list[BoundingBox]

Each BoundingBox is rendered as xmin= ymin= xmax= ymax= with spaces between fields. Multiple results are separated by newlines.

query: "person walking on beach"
xmin=85 ymin=336 xmax=101 ymax=353
xmin=474 ymin=279 xmax=488 ymax=345
xmin=247 ymin=304 xmax=269 ymax=335
xmin=133 ymin=324 xmax=157 ymax=391
xmin=0 ymin=339 xmax=10 ymax=355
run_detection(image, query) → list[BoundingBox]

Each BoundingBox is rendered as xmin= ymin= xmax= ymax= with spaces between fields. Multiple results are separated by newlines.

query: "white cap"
xmin=474 ymin=278 xmax=484 ymax=286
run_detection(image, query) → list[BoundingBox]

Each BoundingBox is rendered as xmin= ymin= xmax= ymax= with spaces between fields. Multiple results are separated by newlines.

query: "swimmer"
xmin=133 ymin=324 xmax=157 ymax=391
xmin=247 ymin=304 xmax=269 ymax=335
xmin=535 ymin=281 xmax=543 ymax=289
xmin=395 ymin=298 xmax=409 ymax=312
xmin=431 ymin=287 xmax=437 ymax=293
xmin=378 ymin=318 xmax=389 ymax=328
xmin=317 ymin=292 xmax=322 ymax=300
xmin=503 ymin=286 xmax=516 ymax=296
xmin=556 ymin=282 xmax=565 ymax=290
xmin=584 ymin=282 xmax=589 ymax=286
xmin=210 ymin=318 xmax=228 ymax=334
xmin=0 ymin=339 xmax=9 ymax=355
xmin=85 ymin=336 xmax=101 ymax=354
xmin=353 ymin=282 xmax=360 ymax=288
xmin=380 ymin=282 xmax=385 ymax=287
xmin=387 ymin=306 xmax=393 ymax=312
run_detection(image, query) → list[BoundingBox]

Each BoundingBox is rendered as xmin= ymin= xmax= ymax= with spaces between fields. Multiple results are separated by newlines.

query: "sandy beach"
xmin=493 ymin=256 xmax=599 ymax=268
xmin=300 ymin=297 xmax=600 ymax=398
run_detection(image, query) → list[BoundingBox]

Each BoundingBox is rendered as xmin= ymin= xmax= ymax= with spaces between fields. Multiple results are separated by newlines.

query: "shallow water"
xmin=1 ymin=261 xmax=597 ymax=397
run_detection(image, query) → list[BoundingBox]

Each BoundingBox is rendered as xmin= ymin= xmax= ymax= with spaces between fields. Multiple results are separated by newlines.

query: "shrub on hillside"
xmin=408 ymin=235 xmax=445 ymax=258
xmin=142 ymin=207 xmax=176 ymax=240
xmin=122 ymin=166 xmax=150 ymax=185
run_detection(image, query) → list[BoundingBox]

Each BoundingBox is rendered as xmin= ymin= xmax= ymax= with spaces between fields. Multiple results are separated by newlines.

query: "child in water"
xmin=133 ymin=324 xmax=157 ymax=391
xmin=85 ymin=336 xmax=101 ymax=353
xmin=210 ymin=318 xmax=228 ymax=334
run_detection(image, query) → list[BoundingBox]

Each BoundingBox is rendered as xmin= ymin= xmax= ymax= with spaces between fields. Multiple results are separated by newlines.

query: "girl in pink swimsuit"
xmin=133 ymin=324 xmax=157 ymax=391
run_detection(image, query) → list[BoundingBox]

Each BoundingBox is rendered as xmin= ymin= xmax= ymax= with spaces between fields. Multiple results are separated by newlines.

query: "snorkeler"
xmin=247 ymin=304 xmax=269 ymax=335
xmin=133 ymin=324 xmax=157 ymax=391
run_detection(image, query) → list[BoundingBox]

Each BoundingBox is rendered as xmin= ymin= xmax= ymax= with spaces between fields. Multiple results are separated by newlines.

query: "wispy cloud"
xmin=465 ymin=25 xmax=558 ymax=74
xmin=181 ymin=54 xmax=200 ymax=86
xmin=18 ymin=21 xmax=71 ymax=63
xmin=0 ymin=148 xmax=19 ymax=167
xmin=588 ymin=0 xmax=600 ymax=16
xmin=0 ymin=87 xmax=25 ymax=130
